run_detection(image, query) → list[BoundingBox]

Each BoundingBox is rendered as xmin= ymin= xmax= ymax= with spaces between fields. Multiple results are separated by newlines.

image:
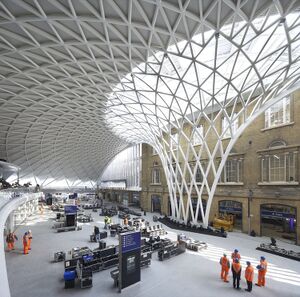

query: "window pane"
xmin=171 ymin=133 xmax=178 ymax=150
xmin=264 ymin=97 xmax=290 ymax=128
xmin=193 ymin=125 xmax=203 ymax=145
xmin=222 ymin=113 xmax=238 ymax=138
xmin=269 ymin=154 xmax=285 ymax=181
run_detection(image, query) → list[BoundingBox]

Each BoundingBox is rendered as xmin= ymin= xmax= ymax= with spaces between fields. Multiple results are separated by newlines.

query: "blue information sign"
xmin=121 ymin=231 xmax=141 ymax=253
xmin=64 ymin=205 xmax=78 ymax=214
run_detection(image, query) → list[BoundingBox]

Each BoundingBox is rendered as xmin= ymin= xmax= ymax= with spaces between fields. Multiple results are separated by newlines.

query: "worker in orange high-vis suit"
xmin=232 ymin=258 xmax=242 ymax=290
xmin=219 ymin=253 xmax=230 ymax=282
xmin=256 ymin=256 xmax=268 ymax=287
xmin=6 ymin=231 xmax=18 ymax=251
xmin=23 ymin=232 xmax=29 ymax=255
xmin=27 ymin=230 xmax=33 ymax=250
xmin=231 ymin=249 xmax=241 ymax=262
xmin=245 ymin=261 xmax=254 ymax=292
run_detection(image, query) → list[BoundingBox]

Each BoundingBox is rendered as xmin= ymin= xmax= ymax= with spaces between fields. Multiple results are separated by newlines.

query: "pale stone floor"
xmin=5 ymin=207 xmax=300 ymax=297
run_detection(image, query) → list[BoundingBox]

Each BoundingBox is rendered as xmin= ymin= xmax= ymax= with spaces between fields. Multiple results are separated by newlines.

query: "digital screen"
xmin=121 ymin=231 xmax=141 ymax=253
xmin=127 ymin=255 xmax=136 ymax=273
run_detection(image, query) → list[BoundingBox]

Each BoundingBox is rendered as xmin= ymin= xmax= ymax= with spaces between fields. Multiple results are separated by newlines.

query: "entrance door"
xmin=218 ymin=200 xmax=242 ymax=230
xmin=261 ymin=204 xmax=296 ymax=243
xmin=151 ymin=195 xmax=161 ymax=213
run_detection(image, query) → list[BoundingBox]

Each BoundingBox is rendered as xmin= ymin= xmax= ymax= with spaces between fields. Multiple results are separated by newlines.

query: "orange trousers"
xmin=221 ymin=267 xmax=229 ymax=281
xmin=23 ymin=243 xmax=29 ymax=254
xmin=257 ymin=271 xmax=266 ymax=286
xmin=28 ymin=239 xmax=31 ymax=250
xmin=7 ymin=242 xmax=14 ymax=251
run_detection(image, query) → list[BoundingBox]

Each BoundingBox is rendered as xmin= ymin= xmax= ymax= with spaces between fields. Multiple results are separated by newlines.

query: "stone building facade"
xmin=140 ymin=90 xmax=300 ymax=245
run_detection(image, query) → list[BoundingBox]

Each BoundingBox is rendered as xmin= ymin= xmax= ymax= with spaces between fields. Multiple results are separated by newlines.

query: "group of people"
xmin=6 ymin=230 xmax=33 ymax=255
xmin=220 ymin=249 xmax=268 ymax=292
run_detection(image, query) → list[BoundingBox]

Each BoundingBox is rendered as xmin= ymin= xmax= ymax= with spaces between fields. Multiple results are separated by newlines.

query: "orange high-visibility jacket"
xmin=231 ymin=252 xmax=241 ymax=261
xmin=23 ymin=234 xmax=28 ymax=245
xmin=260 ymin=260 xmax=268 ymax=272
xmin=245 ymin=266 xmax=254 ymax=282
xmin=220 ymin=256 xmax=230 ymax=268
xmin=232 ymin=262 xmax=241 ymax=273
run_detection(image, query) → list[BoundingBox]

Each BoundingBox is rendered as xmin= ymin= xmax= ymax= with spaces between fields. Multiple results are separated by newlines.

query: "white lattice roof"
xmin=0 ymin=0 xmax=299 ymax=188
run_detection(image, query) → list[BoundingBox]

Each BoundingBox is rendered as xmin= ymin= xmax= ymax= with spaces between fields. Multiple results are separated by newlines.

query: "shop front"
xmin=261 ymin=204 xmax=296 ymax=243
xmin=218 ymin=200 xmax=243 ymax=230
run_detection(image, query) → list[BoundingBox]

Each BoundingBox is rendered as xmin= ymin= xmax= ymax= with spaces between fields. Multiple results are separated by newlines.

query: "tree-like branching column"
xmin=108 ymin=3 xmax=300 ymax=226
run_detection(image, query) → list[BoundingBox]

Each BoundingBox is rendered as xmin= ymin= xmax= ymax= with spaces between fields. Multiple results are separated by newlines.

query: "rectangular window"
xmin=269 ymin=154 xmax=285 ymax=182
xmin=265 ymin=97 xmax=290 ymax=128
xmin=151 ymin=168 xmax=160 ymax=184
xmin=220 ymin=159 xmax=243 ymax=183
xmin=193 ymin=125 xmax=204 ymax=146
xmin=195 ymin=166 xmax=203 ymax=183
xmin=261 ymin=157 xmax=268 ymax=182
xmin=171 ymin=133 xmax=178 ymax=150
xmin=222 ymin=113 xmax=238 ymax=138
xmin=260 ymin=151 xmax=297 ymax=183
xmin=171 ymin=165 xmax=182 ymax=184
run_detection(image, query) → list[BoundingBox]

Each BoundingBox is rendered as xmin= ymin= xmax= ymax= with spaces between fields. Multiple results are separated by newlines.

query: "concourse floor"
xmin=5 ymin=207 xmax=300 ymax=297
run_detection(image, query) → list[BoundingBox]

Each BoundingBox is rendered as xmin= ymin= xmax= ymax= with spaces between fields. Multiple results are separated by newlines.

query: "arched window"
xmin=269 ymin=140 xmax=286 ymax=148
xmin=260 ymin=139 xmax=298 ymax=184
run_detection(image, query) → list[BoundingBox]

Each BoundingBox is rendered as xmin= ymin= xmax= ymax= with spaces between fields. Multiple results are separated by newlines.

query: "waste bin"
xmin=64 ymin=270 xmax=76 ymax=289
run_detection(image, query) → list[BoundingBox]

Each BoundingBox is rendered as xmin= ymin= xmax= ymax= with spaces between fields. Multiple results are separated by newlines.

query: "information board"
xmin=64 ymin=205 xmax=78 ymax=214
xmin=121 ymin=231 xmax=141 ymax=253
xmin=119 ymin=231 xmax=141 ymax=292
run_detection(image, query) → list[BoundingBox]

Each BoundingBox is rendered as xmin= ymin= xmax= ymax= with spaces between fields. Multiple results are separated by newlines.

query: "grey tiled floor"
xmin=5 ymin=207 xmax=300 ymax=297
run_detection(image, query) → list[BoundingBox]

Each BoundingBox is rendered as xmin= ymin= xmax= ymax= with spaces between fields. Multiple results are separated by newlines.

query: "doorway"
xmin=151 ymin=195 xmax=161 ymax=213
xmin=261 ymin=204 xmax=296 ymax=243
xmin=218 ymin=200 xmax=242 ymax=230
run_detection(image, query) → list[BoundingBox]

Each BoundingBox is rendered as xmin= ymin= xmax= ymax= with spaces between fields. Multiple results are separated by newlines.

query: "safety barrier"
xmin=0 ymin=191 xmax=40 ymax=297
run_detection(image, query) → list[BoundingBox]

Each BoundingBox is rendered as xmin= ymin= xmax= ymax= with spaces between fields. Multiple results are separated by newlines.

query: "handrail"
xmin=0 ymin=192 xmax=40 ymax=297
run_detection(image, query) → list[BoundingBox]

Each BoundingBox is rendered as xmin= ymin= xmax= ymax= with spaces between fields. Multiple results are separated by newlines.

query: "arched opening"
xmin=260 ymin=203 xmax=297 ymax=243
xmin=218 ymin=200 xmax=243 ymax=230
xmin=151 ymin=194 xmax=161 ymax=213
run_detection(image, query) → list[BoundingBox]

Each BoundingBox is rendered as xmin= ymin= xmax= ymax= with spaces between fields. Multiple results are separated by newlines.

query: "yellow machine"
xmin=213 ymin=214 xmax=234 ymax=231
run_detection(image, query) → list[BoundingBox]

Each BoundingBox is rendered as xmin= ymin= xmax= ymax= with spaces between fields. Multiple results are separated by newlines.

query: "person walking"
xmin=27 ymin=230 xmax=33 ymax=250
xmin=232 ymin=258 xmax=242 ymax=290
xmin=256 ymin=256 xmax=268 ymax=287
xmin=245 ymin=261 xmax=254 ymax=292
xmin=94 ymin=225 xmax=100 ymax=242
xmin=104 ymin=216 xmax=108 ymax=229
xmin=23 ymin=232 xmax=29 ymax=255
xmin=6 ymin=231 xmax=18 ymax=251
xmin=219 ymin=253 xmax=230 ymax=282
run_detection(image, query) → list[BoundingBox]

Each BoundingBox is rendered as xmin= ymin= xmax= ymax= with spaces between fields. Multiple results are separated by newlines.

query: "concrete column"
xmin=250 ymin=198 xmax=261 ymax=236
